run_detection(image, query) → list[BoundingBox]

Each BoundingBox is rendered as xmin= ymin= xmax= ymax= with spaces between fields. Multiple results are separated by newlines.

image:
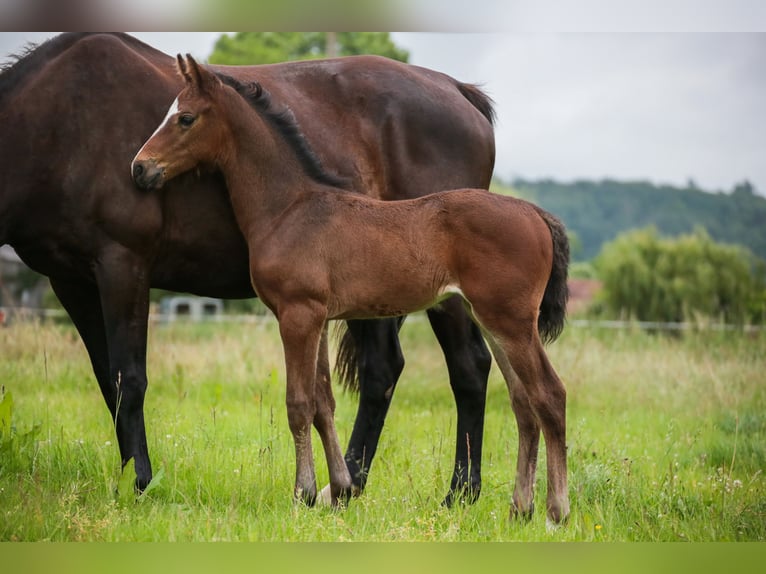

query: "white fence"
xmin=1 ymin=306 xmax=762 ymax=333
xmin=0 ymin=306 xmax=271 ymax=325
xmin=567 ymin=318 xmax=762 ymax=333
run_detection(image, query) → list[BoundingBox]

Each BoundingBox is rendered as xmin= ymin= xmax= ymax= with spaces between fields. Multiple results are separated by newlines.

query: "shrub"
xmin=594 ymin=227 xmax=766 ymax=324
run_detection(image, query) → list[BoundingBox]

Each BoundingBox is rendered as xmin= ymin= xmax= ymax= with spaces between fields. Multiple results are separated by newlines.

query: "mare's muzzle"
xmin=132 ymin=159 xmax=165 ymax=190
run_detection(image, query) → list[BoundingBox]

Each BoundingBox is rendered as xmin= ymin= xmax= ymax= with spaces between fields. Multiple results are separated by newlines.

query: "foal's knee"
xmin=286 ymin=397 xmax=314 ymax=435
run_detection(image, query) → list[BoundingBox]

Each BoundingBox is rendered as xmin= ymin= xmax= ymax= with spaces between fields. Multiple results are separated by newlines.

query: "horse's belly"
xmin=329 ymin=281 xmax=445 ymax=320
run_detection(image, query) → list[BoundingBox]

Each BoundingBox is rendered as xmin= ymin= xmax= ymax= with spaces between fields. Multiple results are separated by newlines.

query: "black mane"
xmin=1 ymin=33 xmax=160 ymax=104
xmin=215 ymin=72 xmax=349 ymax=190
xmin=0 ymin=33 xmax=90 ymax=104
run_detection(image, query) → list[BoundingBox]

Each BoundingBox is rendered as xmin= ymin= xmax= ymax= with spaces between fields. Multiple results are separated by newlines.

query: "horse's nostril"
xmin=132 ymin=163 xmax=144 ymax=179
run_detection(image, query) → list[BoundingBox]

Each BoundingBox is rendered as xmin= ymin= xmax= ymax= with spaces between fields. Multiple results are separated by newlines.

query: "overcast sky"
xmin=2 ymin=30 xmax=764 ymax=195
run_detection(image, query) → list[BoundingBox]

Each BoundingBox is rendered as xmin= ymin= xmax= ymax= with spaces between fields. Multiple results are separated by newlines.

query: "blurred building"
xmin=158 ymin=296 xmax=224 ymax=322
xmin=0 ymin=245 xmax=48 ymax=310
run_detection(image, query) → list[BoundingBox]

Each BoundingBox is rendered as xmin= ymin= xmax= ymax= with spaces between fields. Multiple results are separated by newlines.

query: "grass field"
xmin=1 ymin=315 xmax=764 ymax=541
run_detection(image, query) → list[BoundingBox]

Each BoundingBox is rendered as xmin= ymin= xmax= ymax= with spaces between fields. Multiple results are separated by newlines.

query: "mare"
xmin=0 ymin=33 xmax=495 ymax=504
xmin=132 ymin=55 xmax=570 ymax=523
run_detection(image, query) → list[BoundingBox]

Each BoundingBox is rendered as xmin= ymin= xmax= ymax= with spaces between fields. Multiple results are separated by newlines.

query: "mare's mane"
xmin=0 ymin=34 xmax=87 ymax=103
xmin=215 ymin=72 xmax=349 ymax=190
xmin=0 ymin=33 xmax=159 ymax=105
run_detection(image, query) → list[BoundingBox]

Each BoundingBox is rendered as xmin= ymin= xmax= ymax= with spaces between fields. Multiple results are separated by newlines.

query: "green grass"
xmin=0 ymin=317 xmax=764 ymax=541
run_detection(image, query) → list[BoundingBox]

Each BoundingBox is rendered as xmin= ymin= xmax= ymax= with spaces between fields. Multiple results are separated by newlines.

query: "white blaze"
xmin=130 ymin=97 xmax=180 ymax=173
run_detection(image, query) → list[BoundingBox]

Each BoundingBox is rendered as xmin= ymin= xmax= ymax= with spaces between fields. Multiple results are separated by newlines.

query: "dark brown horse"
xmin=133 ymin=55 xmax=570 ymax=523
xmin=0 ymin=33 xmax=495 ymax=504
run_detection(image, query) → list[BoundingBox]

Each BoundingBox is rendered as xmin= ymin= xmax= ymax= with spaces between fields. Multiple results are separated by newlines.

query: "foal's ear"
xmin=176 ymin=53 xmax=195 ymax=86
xmin=178 ymin=54 xmax=221 ymax=95
xmin=176 ymin=53 xmax=218 ymax=93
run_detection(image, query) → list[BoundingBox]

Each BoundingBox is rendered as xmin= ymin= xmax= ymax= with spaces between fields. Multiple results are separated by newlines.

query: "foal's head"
xmin=132 ymin=54 xmax=232 ymax=190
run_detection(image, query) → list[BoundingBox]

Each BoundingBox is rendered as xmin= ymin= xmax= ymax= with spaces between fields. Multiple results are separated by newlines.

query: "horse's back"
xmin=426 ymin=190 xmax=555 ymax=284
xmin=213 ymin=55 xmax=496 ymax=199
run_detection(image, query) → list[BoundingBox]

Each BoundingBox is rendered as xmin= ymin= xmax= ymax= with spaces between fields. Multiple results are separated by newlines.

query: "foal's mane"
xmin=215 ymin=72 xmax=349 ymax=190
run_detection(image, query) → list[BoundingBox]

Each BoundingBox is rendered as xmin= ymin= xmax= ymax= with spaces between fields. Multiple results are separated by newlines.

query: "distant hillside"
xmin=497 ymin=178 xmax=766 ymax=262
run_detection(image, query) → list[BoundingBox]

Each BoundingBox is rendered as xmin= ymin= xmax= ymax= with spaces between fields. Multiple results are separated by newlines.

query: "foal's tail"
xmin=536 ymin=207 xmax=570 ymax=344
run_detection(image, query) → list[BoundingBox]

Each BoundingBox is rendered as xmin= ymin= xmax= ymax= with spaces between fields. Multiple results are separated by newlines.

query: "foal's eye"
xmin=178 ymin=114 xmax=196 ymax=128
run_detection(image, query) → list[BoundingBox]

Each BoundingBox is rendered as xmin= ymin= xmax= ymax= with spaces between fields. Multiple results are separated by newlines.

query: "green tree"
xmin=208 ymin=32 xmax=409 ymax=65
xmin=509 ymin=177 xmax=766 ymax=262
xmin=594 ymin=227 xmax=766 ymax=324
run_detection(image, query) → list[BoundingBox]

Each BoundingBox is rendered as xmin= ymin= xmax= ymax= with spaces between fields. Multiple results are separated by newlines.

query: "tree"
xmin=208 ymin=32 xmax=409 ymax=65
xmin=594 ymin=227 xmax=766 ymax=324
xmin=508 ymin=177 xmax=766 ymax=262
xmin=732 ymin=179 xmax=756 ymax=197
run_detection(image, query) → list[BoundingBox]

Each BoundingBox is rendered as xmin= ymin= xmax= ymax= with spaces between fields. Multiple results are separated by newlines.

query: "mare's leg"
xmin=278 ymin=301 xmax=327 ymax=506
xmin=483 ymin=336 xmax=541 ymax=520
xmin=49 ymin=277 xmax=114 ymax=414
xmin=312 ymin=325 xmax=353 ymax=505
xmin=92 ymin=248 xmax=153 ymax=490
xmin=341 ymin=317 xmax=406 ymax=494
xmin=426 ymin=296 xmax=491 ymax=507
xmin=51 ymin=276 xmax=160 ymax=490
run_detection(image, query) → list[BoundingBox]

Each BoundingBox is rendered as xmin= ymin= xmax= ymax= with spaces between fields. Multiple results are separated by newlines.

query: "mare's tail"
xmin=535 ymin=207 xmax=570 ymax=344
xmin=335 ymin=322 xmax=361 ymax=393
xmin=456 ymin=82 xmax=496 ymax=126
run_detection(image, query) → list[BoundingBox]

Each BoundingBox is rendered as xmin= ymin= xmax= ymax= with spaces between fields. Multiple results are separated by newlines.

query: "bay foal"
xmin=132 ymin=55 xmax=570 ymax=523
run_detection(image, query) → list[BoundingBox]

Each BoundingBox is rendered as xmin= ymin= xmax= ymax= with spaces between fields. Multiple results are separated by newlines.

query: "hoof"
xmin=442 ymin=483 xmax=481 ymax=508
xmin=546 ymin=506 xmax=570 ymax=528
xmin=544 ymin=495 xmax=570 ymax=526
xmin=294 ymin=486 xmax=317 ymax=507
xmin=317 ymin=484 xmax=333 ymax=506
xmin=510 ymin=501 xmax=534 ymax=522
xmin=317 ymin=483 xmax=356 ymax=508
xmin=545 ymin=515 xmax=570 ymax=531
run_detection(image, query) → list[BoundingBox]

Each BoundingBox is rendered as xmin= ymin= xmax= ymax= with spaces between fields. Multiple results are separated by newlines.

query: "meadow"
xmin=0 ymin=315 xmax=764 ymax=541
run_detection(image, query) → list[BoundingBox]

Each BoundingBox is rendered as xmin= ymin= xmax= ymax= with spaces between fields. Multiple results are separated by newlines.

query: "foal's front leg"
xmin=278 ymin=302 xmax=327 ymax=506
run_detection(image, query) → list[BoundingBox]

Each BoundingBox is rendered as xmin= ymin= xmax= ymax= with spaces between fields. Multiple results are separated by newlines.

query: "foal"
xmin=132 ymin=55 xmax=570 ymax=524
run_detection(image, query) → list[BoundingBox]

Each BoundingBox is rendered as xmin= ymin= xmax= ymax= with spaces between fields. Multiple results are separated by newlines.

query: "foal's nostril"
xmin=131 ymin=160 xmax=164 ymax=190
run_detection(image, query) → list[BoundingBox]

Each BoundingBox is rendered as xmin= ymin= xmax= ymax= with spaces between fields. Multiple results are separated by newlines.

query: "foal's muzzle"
xmin=131 ymin=159 xmax=165 ymax=190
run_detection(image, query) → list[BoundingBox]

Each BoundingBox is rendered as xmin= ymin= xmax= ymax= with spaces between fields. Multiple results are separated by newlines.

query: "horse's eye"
xmin=178 ymin=114 xmax=196 ymax=128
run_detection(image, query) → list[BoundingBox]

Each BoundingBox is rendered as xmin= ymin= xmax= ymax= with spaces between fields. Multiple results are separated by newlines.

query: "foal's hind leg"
xmin=475 ymin=310 xmax=568 ymax=524
xmin=484 ymin=336 xmax=540 ymax=520
xmin=500 ymin=330 xmax=568 ymax=524
xmin=312 ymin=325 xmax=353 ymax=506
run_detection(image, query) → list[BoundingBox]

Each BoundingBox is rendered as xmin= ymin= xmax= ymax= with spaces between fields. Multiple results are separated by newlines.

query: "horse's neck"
xmin=219 ymin=105 xmax=317 ymax=238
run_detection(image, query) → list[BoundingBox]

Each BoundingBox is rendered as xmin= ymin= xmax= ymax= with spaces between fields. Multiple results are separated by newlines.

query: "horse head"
xmin=131 ymin=54 xmax=226 ymax=190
